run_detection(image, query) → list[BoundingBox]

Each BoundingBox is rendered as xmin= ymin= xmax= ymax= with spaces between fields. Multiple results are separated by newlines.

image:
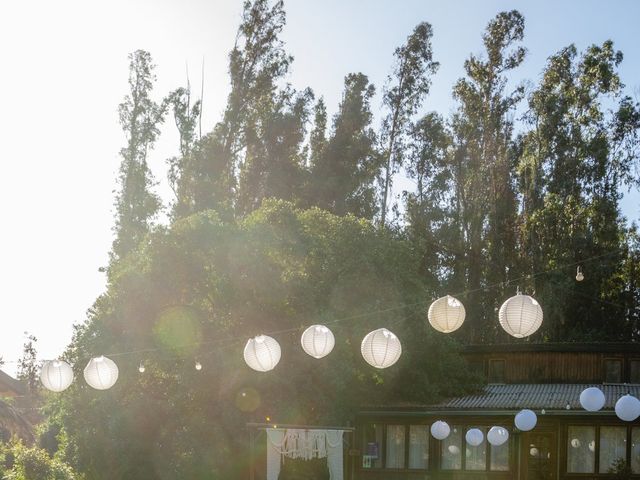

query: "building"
xmin=354 ymin=343 xmax=640 ymax=480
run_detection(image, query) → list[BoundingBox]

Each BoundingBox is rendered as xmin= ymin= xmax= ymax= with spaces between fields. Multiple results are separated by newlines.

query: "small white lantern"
xmin=447 ymin=445 xmax=460 ymax=455
xmin=40 ymin=360 xmax=74 ymax=393
xmin=83 ymin=356 xmax=119 ymax=390
xmin=571 ymin=438 xmax=581 ymax=448
xmin=428 ymin=295 xmax=466 ymax=333
xmin=487 ymin=426 xmax=509 ymax=446
xmin=244 ymin=335 xmax=281 ymax=372
xmin=588 ymin=440 xmax=595 ymax=452
xmin=514 ymin=409 xmax=537 ymax=431
xmin=498 ymin=293 xmax=543 ymax=338
xmin=615 ymin=394 xmax=640 ymax=422
xmin=465 ymin=428 xmax=484 ymax=447
xmin=579 ymin=387 xmax=605 ymax=412
xmin=360 ymin=328 xmax=402 ymax=368
xmin=300 ymin=325 xmax=335 ymax=359
xmin=430 ymin=421 xmax=450 ymax=440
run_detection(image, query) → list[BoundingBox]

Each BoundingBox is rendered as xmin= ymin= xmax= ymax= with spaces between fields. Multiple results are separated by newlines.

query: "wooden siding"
xmin=464 ymin=351 xmax=640 ymax=384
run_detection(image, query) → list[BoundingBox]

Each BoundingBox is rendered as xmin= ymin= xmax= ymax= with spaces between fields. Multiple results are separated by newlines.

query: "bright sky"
xmin=0 ymin=0 xmax=638 ymax=373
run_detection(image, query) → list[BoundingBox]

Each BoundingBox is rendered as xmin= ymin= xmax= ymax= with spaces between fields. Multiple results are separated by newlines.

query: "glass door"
xmin=524 ymin=432 xmax=556 ymax=480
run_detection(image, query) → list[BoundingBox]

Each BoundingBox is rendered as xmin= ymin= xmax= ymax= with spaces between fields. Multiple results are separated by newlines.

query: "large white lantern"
xmin=580 ymin=387 xmax=606 ymax=412
xmin=40 ymin=360 xmax=74 ymax=393
xmin=244 ymin=335 xmax=281 ymax=372
xmin=428 ymin=295 xmax=466 ymax=333
xmin=431 ymin=421 xmax=450 ymax=440
xmin=300 ymin=325 xmax=335 ymax=359
xmin=514 ymin=409 xmax=537 ymax=431
xmin=360 ymin=328 xmax=402 ymax=368
xmin=498 ymin=293 xmax=543 ymax=338
xmin=615 ymin=394 xmax=640 ymax=422
xmin=83 ymin=356 xmax=119 ymax=390
xmin=487 ymin=426 xmax=509 ymax=446
xmin=465 ymin=428 xmax=484 ymax=447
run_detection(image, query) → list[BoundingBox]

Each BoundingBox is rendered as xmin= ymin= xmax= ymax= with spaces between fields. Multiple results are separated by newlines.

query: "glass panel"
xmin=490 ymin=438 xmax=509 ymax=471
xmin=386 ymin=425 xmax=405 ymax=468
xmin=599 ymin=426 xmax=627 ymax=473
xmin=465 ymin=427 xmax=486 ymax=470
xmin=632 ymin=428 xmax=640 ymax=474
xmin=408 ymin=425 xmax=429 ymax=469
xmin=567 ymin=426 xmax=595 ymax=473
xmin=362 ymin=423 xmax=382 ymax=469
xmin=630 ymin=360 xmax=640 ymax=384
xmin=527 ymin=433 xmax=554 ymax=479
xmin=441 ymin=426 xmax=462 ymax=470
xmin=604 ymin=359 xmax=622 ymax=383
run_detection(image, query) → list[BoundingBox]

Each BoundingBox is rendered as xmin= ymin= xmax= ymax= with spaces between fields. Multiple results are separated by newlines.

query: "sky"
xmin=0 ymin=0 xmax=638 ymax=373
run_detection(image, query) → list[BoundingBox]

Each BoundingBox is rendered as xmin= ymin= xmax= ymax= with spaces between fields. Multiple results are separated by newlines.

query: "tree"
xmin=17 ymin=333 xmax=38 ymax=395
xmin=0 ymin=440 xmax=81 ymax=480
xmin=519 ymin=40 xmax=640 ymax=340
xmin=112 ymin=50 xmax=166 ymax=262
xmin=379 ymin=22 xmax=439 ymax=227
xmin=308 ymin=73 xmax=378 ymax=218
xmin=51 ymin=201 xmax=478 ymax=479
xmin=448 ymin=10 xmax=526 ymax=341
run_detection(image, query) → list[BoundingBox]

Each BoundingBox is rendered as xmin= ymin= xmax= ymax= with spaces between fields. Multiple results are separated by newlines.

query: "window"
xmin=362 ymin=423 xmax=382 ymax=469
xmin=441 ymin=426 xmax=462 ymax=470
xmin=488 ymin=359 xmax=506 ymax=383
xmin=490 ymin=438 xmax=509 ymax=471
xmin=385 ymin=425 xmax=405 ymax=468
xmin=632 ymin=428 xmax=640 ymax=474
xmin=599 ymin=426 xmax=627 ymax=473
xmin=465 ymin=427 xmax=486 ymax=471
xmin=408 ymin=425 xmax=429 ymax=469
xmin=567 ymin=426 xmax=595 ymax=473
xmin=604 ymin=358 xmax=623 ymax=383
xmin=362 ymin=423 xmax=428 ymax=470
xmin=630 ymin=359 xmax=640 ymax=384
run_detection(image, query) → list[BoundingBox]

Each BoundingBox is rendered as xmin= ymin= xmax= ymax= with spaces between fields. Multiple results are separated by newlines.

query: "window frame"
xmin=488 ymin=358 xmax=507 ymax=383
xmin=603 ymin=357 xmax=623 ymax=383
xmin=564 ymin=423 xmax=639 ymax=476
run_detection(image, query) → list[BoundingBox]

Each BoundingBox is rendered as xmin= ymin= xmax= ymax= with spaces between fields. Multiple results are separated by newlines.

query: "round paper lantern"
xmin=301 ymin=325 xmax=335 ymax=359
xmin=40 ymin=360 xmax=74 ymax=392
xmin=530 ymin=447 xmax=539 ymax=457
xmin=570 ymin=438 xmax=581 ymax=448
xmin=615 ymin=394 xmax=640 ymax=422
xmin=360 ymin=328 xmax=402 ymax=368
xmin=430 ymin=421 xmax=450 ymax=440
xmin=428 ymin=295 xmax=466 ymax=333
xmin=498 ymin=293 xmax=543 ymax=338
xmin=244 ymin=335 xmax=281 ymax=372
xmin=588 ymin=440 xmax=595 ymax=452
xmin=83 ymin=356 xmax=119 ymax=390
xmin=487 ymin=426 xmax=509 ymax=446
xmin=514 ymin=409 xmax=537 ymax=431
xmin=579 ymin=387 xmax=605 ymax=412
xmin=447 ymin=445 xmax=460 ymax=455
xmin=465 ymin=428 xmax=484 ymax=447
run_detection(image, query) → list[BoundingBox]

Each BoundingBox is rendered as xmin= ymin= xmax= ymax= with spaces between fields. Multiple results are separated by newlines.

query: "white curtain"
xmin=265 ymin=428 xmax=344 ymax=480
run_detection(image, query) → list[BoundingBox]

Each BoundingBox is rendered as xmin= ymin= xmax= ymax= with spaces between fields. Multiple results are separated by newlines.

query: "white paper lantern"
xmin=615 ymin=394 xmax=640 ymax=422
xmin=487 ymin=426 xmax=509 ymax=446
xmin=360 ymin=328 xmax=402 ymax=368
xmin=579 ymin=387 xmax=605 ymax=412
xmin=447 ymin=445 xmax=460 ymax=455
xmin=430 ymin=421 xmax=450 ymax=440
xmin=498 ymin=293 xmax=543 ymax=338
xmin=571 ymin=438 xmax=581 ymax=448
xmin=588 ymin=440 xmax=595 ymax=452
xmin=83 ymin=356 xmax=119 ymax=390
xmin=514 ymin=409 xmax=537 ymax=431
xmin=244 ymin=335 xmax=281 ymax=372
xmin=428 ymin=295 xmax=466 ymax=333
xmin=465 ymin=428 xmax=484 ymax=447
xmin=530 ymin=447 xmax=539 ymax=457
xmin=40 ymin=360 xmax=74 ymax=392
xmin=300 ymin=325 xmax=335 ymax=359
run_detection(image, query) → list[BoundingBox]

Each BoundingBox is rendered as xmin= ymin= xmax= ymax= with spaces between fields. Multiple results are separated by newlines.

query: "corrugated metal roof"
xmin=437 ymin=384 xmax=640 ymax=410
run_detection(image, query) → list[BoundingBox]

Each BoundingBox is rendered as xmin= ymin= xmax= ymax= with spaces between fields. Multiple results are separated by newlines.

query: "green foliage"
xmin=17 ymin=334 xmax=38 ymax=395
xmin=0 ymin=440 xmax=81 ymax=480
xmin=51 ymin=200 xmax=478 ymax=479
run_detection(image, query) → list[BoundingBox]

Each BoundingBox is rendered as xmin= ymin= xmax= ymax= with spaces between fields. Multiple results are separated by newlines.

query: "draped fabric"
xmin=266 ymin=428 xmax=344 ymax=480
